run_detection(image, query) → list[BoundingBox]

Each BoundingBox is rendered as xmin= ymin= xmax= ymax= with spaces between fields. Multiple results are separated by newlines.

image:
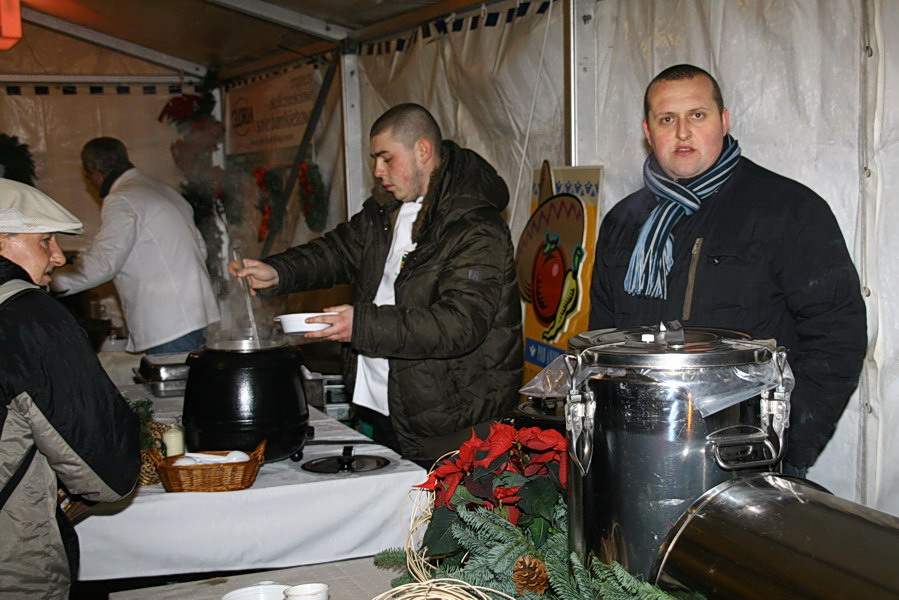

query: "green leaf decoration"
xmin=496 ymin=470 xmax=529 ymax=488
xmin=422 ymin=505 xmax=463 ymax=556
xmin=451 ymin=483 xmax=486 ymax=507
xmin=127 ymin=398 xmax=160 ymax=451
xmin=519 ymin=514 xmax=551 ymax=547
xmin=466 ymin=469 xmax=496 ymax=498
xmin=519 ymin=476 xmax=560 ymax=521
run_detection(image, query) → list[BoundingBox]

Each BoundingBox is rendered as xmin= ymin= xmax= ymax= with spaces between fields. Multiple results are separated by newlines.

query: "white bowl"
xmin=221 ymin=583 xmax=289 ymax=600
xmin=274 ymin=313 xmax=337 ymax=333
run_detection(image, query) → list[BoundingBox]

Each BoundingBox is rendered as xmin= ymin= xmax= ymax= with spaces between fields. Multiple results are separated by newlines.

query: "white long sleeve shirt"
xmin=51 ymin=168 xmax=220 ymax=351
xmin=352 ymin=197 xmax=423 ymax=416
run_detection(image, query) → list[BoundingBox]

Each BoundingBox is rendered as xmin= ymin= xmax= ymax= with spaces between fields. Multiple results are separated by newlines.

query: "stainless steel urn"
xmin=564 ymin=323 xmax=791 ymax=579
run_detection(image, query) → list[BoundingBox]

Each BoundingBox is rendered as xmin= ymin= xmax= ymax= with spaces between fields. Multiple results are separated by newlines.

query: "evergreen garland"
xmin=0 ymin=133 xmax=37 ymax=185
xmin=374 ymin=496 xmax=698 ymax=600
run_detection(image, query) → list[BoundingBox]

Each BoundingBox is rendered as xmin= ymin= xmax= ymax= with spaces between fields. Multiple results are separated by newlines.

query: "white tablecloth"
xmin=76 ymin=386 xmax=426 ymax=581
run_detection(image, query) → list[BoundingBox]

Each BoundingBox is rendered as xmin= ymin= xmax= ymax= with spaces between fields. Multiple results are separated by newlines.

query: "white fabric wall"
xmin=358 ymin=1 xmax=565 ymax=240
xmin=867 ymin=0 xmax=899 ymax=513
xmin=357 ymin=0 xmax=898 ymax=513
xmin=0 ymin=24 xmax=186 ymax=249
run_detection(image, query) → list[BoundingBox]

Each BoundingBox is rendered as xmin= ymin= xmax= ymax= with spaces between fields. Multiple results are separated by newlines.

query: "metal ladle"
xmin=231 ymin=246 xmax=261 ymax=346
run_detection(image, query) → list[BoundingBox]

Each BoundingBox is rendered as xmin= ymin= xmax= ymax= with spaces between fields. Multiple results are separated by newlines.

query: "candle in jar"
xmin=162 ymin=425 xmax=184 ymax=457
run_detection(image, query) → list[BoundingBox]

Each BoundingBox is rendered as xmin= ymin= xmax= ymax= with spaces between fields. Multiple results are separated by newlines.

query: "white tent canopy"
xmin=357 ymin=0 xmax=897 ymax=515
xmin=1 ymin=0 xmax=895 ymax=513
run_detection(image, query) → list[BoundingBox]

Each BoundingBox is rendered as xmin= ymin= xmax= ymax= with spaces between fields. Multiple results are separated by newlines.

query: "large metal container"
xmin=182 ymin=339 xmax=309 ymax=463
xmin=565 ymin=324 xmax=791 ymax=579
xmin=653 ymin=472 xmax=899 ymax=599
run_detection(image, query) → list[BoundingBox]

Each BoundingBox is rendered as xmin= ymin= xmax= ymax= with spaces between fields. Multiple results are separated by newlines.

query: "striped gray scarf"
xmin=624 ymin=135 xmax=741 ymax=299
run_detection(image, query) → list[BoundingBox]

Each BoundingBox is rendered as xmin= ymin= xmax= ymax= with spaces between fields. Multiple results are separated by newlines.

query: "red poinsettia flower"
xmin=473 ymin=423 xmax=516 ymax=468
xmin=416 ymin=423 xmax=567 ymax=535
xmin=522 ymin=449 xmax=560 ymax=476
xmin=417 ymin=430 xmax=481 ymax=505
xmin=456 ymin=429 xmax=483 ymax=467
xmin=435 ymin=470 xmax=464 ymax=508
xmin=516 ymin=426 xmax=566 ymax=452
xmin=494 ymin=485 xmax=522 ymax=504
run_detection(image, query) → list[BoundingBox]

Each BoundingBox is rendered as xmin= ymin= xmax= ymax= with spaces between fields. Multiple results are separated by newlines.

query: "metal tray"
xmin=132 ymin=371 xmax=188 ymax=398
xmin=136 ymin=352 xmax=190 ymax=382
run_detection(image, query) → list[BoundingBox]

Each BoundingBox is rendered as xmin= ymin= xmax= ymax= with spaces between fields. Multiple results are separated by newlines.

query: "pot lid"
xmin=203 ymin=338 xmax=286 ymax=352
xmin=301 ymin=446 xmax=389 ymax=474
xmin=568 ymin=322 xmax=774 ymax=369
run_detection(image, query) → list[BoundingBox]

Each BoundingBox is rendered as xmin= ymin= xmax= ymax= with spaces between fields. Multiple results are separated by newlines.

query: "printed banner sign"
xmin=517 ymin=165 xmax=603 ymax=384
xmin=224 ymin=66 xmax=316 ymax=155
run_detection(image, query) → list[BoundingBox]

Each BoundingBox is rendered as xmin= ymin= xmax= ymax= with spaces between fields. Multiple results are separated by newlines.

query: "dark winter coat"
xmin=0 ymin=256 xmax=140 ymax=598
xmin=589 ymin=157 xmax=867 ymax=468
xmin=265 ymin=141 xmax=523 ymax=462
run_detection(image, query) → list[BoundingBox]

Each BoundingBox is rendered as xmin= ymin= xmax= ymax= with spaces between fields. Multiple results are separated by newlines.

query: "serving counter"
xmin=76 ymin=385 xmax=427 ymax=581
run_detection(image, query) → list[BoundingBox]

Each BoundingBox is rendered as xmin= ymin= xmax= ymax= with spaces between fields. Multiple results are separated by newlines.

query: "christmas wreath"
xmin=252 ymin=166 xmax=285 ymax=243
xmin=374 ymin=423 xmax=691 ymax=600
xmin=297 ymin=161 xmax=328 ymax=232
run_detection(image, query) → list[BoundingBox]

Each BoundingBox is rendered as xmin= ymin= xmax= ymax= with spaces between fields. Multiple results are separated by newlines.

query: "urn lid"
xmin=568 ymin=322 xmax=774 ymax=369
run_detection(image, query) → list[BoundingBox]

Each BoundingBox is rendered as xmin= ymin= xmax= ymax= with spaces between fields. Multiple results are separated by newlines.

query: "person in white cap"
xmin=0 ymin=179 xmax=140 ymax=598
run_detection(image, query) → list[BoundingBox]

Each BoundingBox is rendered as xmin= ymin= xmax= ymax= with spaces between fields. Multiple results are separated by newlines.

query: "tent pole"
xmin=564 ymin=0 xmax=599 ymax=167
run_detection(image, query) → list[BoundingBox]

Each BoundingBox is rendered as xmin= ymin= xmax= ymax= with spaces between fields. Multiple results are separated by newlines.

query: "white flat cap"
xmin=0 ymin=178 xmax=83 ymax=234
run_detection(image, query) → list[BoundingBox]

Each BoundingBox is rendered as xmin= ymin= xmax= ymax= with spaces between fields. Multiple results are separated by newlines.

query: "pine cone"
xmin=512 ymin=555 xmax=550 ymax=594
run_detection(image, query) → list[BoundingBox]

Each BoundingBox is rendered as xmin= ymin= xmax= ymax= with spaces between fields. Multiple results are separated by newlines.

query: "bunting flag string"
xmin=365 ymin=0 xmax=554 ymax=56
xmin=1 ymin=83 xmax=198 ymax=97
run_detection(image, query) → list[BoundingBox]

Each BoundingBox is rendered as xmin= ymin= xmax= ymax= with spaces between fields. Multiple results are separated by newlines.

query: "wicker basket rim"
xmin=150 ymin=440 xmax=266 ymax=470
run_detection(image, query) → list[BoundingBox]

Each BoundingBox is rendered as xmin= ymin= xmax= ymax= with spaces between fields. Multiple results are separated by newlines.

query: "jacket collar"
xmin=0 ymin=255 xmax=34 ymax=286
xmin=99 ymin=164 xmax=135 ymax=198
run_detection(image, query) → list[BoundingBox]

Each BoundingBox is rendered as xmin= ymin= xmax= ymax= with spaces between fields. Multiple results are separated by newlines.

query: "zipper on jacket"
xmin=682 ymin=237 xmax=704 ymax=321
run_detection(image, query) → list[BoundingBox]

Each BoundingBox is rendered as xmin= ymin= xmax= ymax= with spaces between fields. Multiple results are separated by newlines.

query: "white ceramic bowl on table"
xmin=274 ymin=313 xmax=337 ymax=333
xmin=221 ymin=583 xmax=289 ymax=600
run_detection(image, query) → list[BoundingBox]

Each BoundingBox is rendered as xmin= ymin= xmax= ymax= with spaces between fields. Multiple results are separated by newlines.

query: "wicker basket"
xmin=150 ymin=440 xmax=266 ymax=492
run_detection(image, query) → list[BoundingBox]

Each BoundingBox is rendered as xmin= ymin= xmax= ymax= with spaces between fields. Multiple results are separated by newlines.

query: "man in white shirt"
xmin=52 ymin=137 xmax=220 ymax=354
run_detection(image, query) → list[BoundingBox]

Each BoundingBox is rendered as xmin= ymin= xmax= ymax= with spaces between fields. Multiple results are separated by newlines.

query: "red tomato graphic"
xmin=531 ymin=235 xmax=567 ymax=326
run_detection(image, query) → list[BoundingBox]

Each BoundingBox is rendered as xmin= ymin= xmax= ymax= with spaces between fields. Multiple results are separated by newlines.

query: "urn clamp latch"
xmin=564 ymin=352 xmax=596 ymax=476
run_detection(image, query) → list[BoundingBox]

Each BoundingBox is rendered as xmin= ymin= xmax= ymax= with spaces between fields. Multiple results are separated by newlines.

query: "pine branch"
xmin=373 ymin=547 xmax=408 ymax=571
xmin=456 ymin=505 xmax=527 ymax=544
xmin=453 ymin=526 xmax=492 ymax=556
xmin=570 ymin=552 xmax=598 ymax=596
xmin=389 ymin=571 xmax=415 ymax=589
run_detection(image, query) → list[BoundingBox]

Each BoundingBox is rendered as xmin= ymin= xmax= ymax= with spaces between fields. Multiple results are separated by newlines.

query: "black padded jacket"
xmin=589 ymin=157 xmax=867 ymax=468
xmin=264 ymin=141 xmax=523 ymax=462
xmin=0 ymin=256 xmax=140 ymax=598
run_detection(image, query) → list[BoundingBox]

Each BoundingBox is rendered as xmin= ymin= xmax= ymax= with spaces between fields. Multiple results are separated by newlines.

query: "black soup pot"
xmin=182 ymin=339 xmax=309 ymax=462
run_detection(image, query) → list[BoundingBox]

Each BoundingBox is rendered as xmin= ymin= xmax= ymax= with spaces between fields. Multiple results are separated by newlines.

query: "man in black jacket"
xmin=589 ymin=64 xmax=866 ymax=476
xmin=0 ymin=179 xmax=139 ymax=598
xmin=233 ymin=103 xmax=522 ymax=466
